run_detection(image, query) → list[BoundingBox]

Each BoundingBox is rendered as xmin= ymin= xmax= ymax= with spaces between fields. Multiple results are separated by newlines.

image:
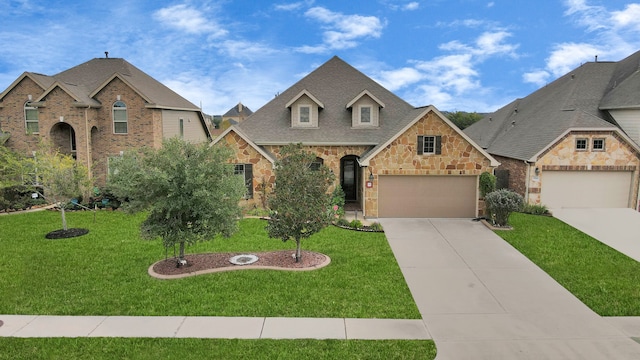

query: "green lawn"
xmin=0 ymin=338 xmax=436 ymax=360
xmin=497 ymin=212 xmax=640 ymax=316
xmin=0 ymin=210 xmax=420 ymax=319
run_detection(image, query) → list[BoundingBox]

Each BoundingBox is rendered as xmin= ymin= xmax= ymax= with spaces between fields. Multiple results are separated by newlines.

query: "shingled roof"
xmin=463 ymin=51 xmax=640 ymax=161
xmin=236 ymin=56 xmax=417 ymax=147
xmin=2 ymin=58 xmax=201 ymax=111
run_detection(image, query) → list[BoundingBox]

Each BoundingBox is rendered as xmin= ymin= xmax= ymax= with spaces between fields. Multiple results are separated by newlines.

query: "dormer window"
xmin=286 ymin=89 xmax=324 ymax=128
xmin=347 ymin=90 xmax=384 ymax=128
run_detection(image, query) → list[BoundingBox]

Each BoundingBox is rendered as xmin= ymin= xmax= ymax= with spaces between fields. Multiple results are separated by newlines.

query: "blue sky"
xmin=1 ymin=0 xmax=640 ymax=115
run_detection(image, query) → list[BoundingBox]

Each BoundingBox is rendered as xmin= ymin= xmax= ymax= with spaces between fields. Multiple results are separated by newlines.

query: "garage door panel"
xmin=541 ymin=171 xmax=632 ymax=209
xmin=378 ymin=176 xmax=477 ymax=218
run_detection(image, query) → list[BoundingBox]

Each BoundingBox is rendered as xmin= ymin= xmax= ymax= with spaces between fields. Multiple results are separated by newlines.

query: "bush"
xmin=331 ymin=185 xmax=346 ymax=216
xmin=479 ymin=171 xmax=497 ymax=198
xmin=369 ymin=222 xmax=384 ymax=231
xmin=484 ymin=189 xmax=523 ymax=227
xmin=349 ymin=219 xmax=363 ymax=229
xmin=521 ymin=203 xmax=548 ymax=216
xmin=335 ymin=218 xmax=350 ymax=227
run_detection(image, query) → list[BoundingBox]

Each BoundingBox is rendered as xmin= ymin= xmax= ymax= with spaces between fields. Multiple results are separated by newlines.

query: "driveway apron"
xmin=380 ymin=218 xmax=640 ymax=360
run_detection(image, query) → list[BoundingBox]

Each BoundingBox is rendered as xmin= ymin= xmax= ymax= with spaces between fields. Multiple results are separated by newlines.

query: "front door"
xmin=340 ymin=156 xmax=359 ymax=201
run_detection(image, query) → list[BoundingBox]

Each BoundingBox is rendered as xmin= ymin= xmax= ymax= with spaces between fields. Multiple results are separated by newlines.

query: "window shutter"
xmin=417 ymin=136 xmax=424 ymax=155
xmin=435 ymin=136 xmax=442 ymax=155
xmin=245 ymin=164 xmax=253 ymax=198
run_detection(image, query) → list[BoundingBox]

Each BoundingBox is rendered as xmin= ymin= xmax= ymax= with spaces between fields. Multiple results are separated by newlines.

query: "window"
xmin=299 ymin=105 xmax=310 ymax=123
xmin=592 ymin=138 xmax=605 ymax=151
xmin=234 ymin=164 xmax=254 ymax=198
xmin=113 ymin=101 xmax=128 ymax=134
xmin=360 ymin=106 xmax=371 ymax=123
xmin=576 ymin=138 xmax=588 ymax=151
xmin=310 ymin=157 xmax=324 ymax=171
xmin=417 ymin=135 xmax=442 ymax=155
xmin=24 ymin=102 xmax=39 ymax=133
xmin=179 ymin=118 xmax=184 ymax=139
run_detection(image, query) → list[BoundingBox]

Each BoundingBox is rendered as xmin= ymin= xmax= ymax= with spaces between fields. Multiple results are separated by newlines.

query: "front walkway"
xmin=380 ymin=218 xmax=640 ymax=360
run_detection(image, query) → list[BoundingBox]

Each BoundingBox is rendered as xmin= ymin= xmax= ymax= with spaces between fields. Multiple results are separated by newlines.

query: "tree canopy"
xmin=107 ymin=138 xmax=246 ymax=263
xmin=266 ymin=143 xmax=335 ymax=262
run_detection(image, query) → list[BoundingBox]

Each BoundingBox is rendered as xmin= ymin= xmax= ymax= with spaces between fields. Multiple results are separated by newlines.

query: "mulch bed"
xmin=45 ymin=228 xmax=90 ymax=239
xmin=150 ymin=250 xmax=330 ymax=279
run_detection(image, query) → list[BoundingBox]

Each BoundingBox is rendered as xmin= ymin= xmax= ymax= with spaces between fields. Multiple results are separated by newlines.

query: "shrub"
xmin=369 ymin=222 xmax=384 ymax=231
xmin=336 ymin=218 xmax=350 ymax=227
xmin=521 ymin=203 xmax=548 ymax=216
xmin=484 ymin=189 xmax=523 ymax=227
xmin=349 ymin=219 xmax=363 ymax=229
xmin=479 ymin=171 xmax=497 ymax=198
xmin=331 ymin=185 xmax=346 ymax=216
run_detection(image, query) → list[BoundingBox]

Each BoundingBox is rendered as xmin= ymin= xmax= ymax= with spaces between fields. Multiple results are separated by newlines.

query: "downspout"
xmin=85 ymin=106 xmax=92 ymax=179
xmin=523 ymin=160 xmax=531 ymax=204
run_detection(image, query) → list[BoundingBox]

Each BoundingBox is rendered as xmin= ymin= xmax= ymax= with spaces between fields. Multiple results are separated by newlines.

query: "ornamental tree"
xmin=107 ymin=138 xmax=246 ymax=265
xmin=266 ymin=143 xmax=335 ymax=262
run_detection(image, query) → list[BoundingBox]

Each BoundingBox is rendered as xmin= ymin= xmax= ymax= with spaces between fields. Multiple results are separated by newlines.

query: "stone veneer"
xmin=365 ymin=111 xmax=494 ymax=217
xmin=219 ymin=110 xmax=496 ymax=217
xmin=528 ymin=131 xmax=640 ymax=207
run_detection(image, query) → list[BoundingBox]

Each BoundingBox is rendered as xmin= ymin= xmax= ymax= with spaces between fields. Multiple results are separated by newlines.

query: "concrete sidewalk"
xmin=380 ymin=218 xmax=640 ymax=360
xmin=0 ymin=315 xmax=429 ymax=340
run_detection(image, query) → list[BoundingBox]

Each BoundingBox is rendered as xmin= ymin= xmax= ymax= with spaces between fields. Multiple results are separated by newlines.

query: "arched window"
xmin=113 ymin=101 xmax=128 ymax=134
xmin=24 ymin=102 xmax=39 ymax=133
xmin=310 ymin=157 xmax=324 ymax=171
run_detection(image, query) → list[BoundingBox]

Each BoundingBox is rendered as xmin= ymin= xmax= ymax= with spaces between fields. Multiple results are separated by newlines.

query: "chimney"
xmin=238 ymin=102 xmax=243 ymax=112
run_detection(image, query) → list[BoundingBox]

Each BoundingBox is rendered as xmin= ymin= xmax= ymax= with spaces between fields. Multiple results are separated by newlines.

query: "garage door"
xmin=378 ymin=175 xmax=477 ymax=218
xmin=541 ymin=171 xmax=632 ymax=208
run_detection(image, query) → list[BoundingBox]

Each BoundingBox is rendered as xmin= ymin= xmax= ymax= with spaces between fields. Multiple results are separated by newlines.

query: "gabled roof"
xmin=223 ymin=102 xmax=253 ymax=117
xmin=346 ymin=90 xmax=385 ymax=109
xmin=285 ymin=89 xmax=325 ymax=109
xmin=0 ymin=72 xmax=54 ymax=102
xmin=237 ymin=56 xmax=415 ymax=147
xmin=600 ymin=50 xmax=640 ymax=110
xmin=464 ymin=57 xmax=622 ymax=161
xmin=211 ymin=125 xmax=276 ymax=163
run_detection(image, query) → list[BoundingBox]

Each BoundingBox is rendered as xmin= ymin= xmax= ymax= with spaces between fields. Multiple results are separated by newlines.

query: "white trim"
xmin=285 ymin=89 xmax=324 ymax=109
xmin=527 ymin=127 xmax=640 ymax=162
xmin=346 ymin=90 xmax=385 ymax=109
xmin=210 ymin=126 xmax=276 ymax=164
xmin=359 ymin=105 xmax=500 ymax=167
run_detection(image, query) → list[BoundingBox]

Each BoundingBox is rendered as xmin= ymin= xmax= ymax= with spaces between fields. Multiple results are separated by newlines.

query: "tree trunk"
xmin=295 ymin=238 xmax=301 ymax=263
xmin=60 ymin=202 xmax=68 ymax=231
xmin=179 ymin=241 xmax=185 ymax=260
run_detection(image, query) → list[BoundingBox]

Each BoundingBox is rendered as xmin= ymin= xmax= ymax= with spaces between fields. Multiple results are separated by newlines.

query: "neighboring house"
xmin=0 ymin=55 xmax=211 ymax=186
xmin=213 ymin=56 xmax=499 ymax=218
xmin=223 ymin=102 xmax=253 ymax=125
xmin=465 ymin=50 xmax=640 ymax=210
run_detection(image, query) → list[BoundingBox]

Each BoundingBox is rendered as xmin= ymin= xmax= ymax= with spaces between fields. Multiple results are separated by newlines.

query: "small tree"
xmin=33 ymin=141 xmax=91 ymax=231
xmin=107 ymin=138 xmax=246 ymax=265
xmin=266 ymin=143 xmax=335 ymax=262
xmin=484 ymin=189 xmax=524 ymax=227
xmin=479 ymin=171 xmax=497 ymax=198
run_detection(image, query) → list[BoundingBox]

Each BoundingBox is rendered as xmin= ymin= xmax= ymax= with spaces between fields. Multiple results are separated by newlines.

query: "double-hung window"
xmin=24 ymin=102 xmax=39 ymax=133
xmin=576 ymin=138 xmax=588 ymax=151
xmin=417 ymin=135 xmax=442 ymax=155
xmin=234 ymin=164 xmax=254 ymax=198
xmin=360 ymin=106 xmax=371 ymax=124
xmin=299 ymin=105 xmax=311 ymax=124
xmin=592 ymin=138 xmax=605 ymax=151
xmin=113 ymin=101 xmax=128 ymax=134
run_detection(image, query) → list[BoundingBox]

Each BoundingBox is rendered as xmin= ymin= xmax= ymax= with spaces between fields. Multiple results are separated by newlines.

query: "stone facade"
xmin=365 ymin=111 xmax=494 ymax=217
xmin=528 ymin=131 xmax=640 ymax=206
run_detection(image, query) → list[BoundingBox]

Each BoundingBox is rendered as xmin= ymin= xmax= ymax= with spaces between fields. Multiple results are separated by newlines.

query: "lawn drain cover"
xmin=229 ymin=254 xmax=259 ymax=265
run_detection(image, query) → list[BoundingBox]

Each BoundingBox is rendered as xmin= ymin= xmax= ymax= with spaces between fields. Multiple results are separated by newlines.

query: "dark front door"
xmin=340 ymin=156 xmax=359 ymax=201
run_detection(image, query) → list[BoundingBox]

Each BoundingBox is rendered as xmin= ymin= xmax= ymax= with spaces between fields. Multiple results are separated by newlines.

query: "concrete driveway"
xmin=552 ymin=208 xmax=640 ymax=262
xmin=379 ymin=218 xmax=640 ymax=359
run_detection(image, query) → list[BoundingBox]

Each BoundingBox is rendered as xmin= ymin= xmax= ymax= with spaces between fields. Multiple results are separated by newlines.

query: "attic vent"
xmin=571 ymin=74 xmax=575 ymax=79
xmin=105 ymin=51 xmax=109 ymax=58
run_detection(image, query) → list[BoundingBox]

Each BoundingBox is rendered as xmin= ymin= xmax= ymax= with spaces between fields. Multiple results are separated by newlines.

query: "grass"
xmin=0 ymin=338 xmax=436 ymax=360
xmin=0 ymin=210 xmax=420 ymax=319
xmin=497 ymin=212 xmax=640 ymax=316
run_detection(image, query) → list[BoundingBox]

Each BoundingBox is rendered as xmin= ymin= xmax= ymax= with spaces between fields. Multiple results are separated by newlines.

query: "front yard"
xmin=497 ymin=212 xmax=640 ymax=316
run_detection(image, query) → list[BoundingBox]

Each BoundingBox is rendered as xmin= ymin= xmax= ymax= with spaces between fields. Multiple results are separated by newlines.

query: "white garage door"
xmin=378 ymin=175 xmax=477 ymax=218
xmin=541 ymin=171 xmax=632 ymax=209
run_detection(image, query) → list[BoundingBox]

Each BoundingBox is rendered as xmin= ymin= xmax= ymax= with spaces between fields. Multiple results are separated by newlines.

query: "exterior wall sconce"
xmin=535 ymin=167 xmax=540 ymax=175
xmin=59 ymin=116 xmax=64 ymax=122
xmin=369 ymin=171 xmax=374 ymax=182
xmin=366 ymin=169 xmax=374 ymax=188
xmin=28 ymin=94 xmax=32 ymax=101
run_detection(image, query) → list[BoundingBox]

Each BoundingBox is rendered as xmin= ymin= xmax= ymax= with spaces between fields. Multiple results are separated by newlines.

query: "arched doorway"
xmin=340 ymin=155 xmax=360 ymax=204
xmin=49 ymin=122 xmax=77 ymax=159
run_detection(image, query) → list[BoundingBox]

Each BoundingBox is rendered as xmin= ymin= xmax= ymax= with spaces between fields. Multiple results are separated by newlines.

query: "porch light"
xmin=369 ymin=170 xmax=374 ymax=183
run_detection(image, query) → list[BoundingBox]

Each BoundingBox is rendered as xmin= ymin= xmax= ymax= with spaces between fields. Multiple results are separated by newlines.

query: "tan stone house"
xmin=214 ymin=56 xmax=499 ymax=218
xmin=465 ymin=50 xmax=640 ymax=210
xmin=0 ymin=55 xmax=211 ymax=185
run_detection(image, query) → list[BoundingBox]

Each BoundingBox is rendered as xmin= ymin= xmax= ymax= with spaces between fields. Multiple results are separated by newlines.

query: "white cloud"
xmin=611 ymin=4 xmax=640 ymax=31
xmin=522 ymin=70 xmax=550 ymax=86
xmin=274 ymin=1 xmax=314 ymax=11
xmin=487 ymin=2 xmax=495 ymax=8
xmin=375 ymin=67 xmax=423 ymax=91
xmin=403 ymin=2 xmax=419 ymax=11
xmin=153 ymin=4 xmax=227 ymax=37
xmin=300 ymin=7 xmax=385 ymax=52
